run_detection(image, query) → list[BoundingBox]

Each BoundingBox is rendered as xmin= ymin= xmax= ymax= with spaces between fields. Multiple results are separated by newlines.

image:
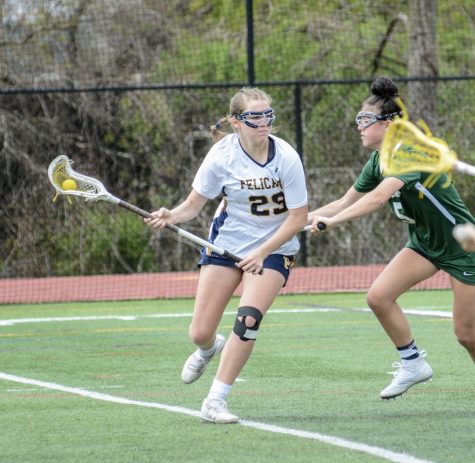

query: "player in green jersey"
xmin=308 ymin=76 xmax=475 ymax=399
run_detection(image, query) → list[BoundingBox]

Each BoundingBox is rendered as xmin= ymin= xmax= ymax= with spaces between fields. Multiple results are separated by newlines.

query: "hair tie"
xmin=215 ymin=121 xmax=221 ymax=130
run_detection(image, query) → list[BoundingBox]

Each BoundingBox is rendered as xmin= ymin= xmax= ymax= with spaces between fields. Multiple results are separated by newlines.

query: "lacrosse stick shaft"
xmin=116 ymin=199 xmax=243 ymax=263
xmin=302 ymin=222 xmax=327 ymax=232
xmin=117 ymin=199 xmax=152 ymax=219
xmin=47 ymin=155 xmax=244 ymax=265
xmin=120 ymin=198 xmax=324 ymax=241
xmin=454 ymin=160 xmax=475 ymax=176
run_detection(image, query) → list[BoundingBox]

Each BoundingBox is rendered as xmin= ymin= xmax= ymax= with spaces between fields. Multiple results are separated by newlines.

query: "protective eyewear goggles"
xmin=235 ymin=108 xmax=275 ymax=129
xmin=355 ymin=111 xmax=401 ymax=129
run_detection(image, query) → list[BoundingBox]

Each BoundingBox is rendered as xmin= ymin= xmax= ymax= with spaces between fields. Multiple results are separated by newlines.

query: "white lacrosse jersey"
xmin=192 ymin=133 xmax=308 ymax=257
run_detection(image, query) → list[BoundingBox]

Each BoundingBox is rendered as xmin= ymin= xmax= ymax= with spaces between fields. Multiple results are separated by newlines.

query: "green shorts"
xmin=407 ymin=244 xmax=475 ymax=285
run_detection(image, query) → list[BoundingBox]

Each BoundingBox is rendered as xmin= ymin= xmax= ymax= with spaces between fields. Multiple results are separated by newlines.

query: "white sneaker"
xmin=380 ymin=352 xmax=433 ymax=400
xmin=200 ymin=398 xmax=239 ymax=424
xmin=181 ymin=334 xmax=226 ymax=384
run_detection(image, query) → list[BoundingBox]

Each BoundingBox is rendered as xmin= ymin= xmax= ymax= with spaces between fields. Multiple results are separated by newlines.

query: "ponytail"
xmin=209 ymin=117 xmax=231 ymax=143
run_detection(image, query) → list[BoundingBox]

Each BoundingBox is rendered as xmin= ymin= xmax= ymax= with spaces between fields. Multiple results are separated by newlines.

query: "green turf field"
xmin=1 ymin=290 xmax=473 ymax=463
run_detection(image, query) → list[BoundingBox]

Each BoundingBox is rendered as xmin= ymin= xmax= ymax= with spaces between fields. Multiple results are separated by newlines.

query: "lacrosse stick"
xmin=302 ymin=223 xmax=327 ymax=232
xmin=380 ymin=98 xmax=475 ymax=193
xmin=48 ymin=155 xmax=243 ymax=263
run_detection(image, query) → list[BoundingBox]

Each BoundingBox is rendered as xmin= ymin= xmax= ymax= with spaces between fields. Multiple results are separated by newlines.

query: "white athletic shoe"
xmin=181 ymin=334 xmax=226 ymax=384
xmin=200 ymin=398 xmax=239 ymax=424
xmin=380 ymin=352 xmax=433 ymax=399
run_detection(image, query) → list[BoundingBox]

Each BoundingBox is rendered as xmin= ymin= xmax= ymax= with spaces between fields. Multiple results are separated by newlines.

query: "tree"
xmin=407 ymin=0 xmax=439 ymax=128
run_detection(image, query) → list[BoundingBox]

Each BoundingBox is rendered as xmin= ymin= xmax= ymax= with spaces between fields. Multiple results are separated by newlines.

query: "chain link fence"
xmin=0 ymin=1 xmax=474 ymax=279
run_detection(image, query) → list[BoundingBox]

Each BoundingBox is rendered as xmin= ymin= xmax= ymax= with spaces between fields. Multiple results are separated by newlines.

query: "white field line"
xmin=0 ymin=306 xmax=451 ymax=327
xmin=0 ymin=372 xmax=434 ymax=463
xmin=354 ymin=308 xmax=452 ymax=319
xmin=0 ymin=315 xmax=138 ymax=326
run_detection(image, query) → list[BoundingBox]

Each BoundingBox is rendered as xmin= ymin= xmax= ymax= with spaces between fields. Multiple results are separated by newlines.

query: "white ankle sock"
xmin=207 ymin=378 xmax=232 ymax=401
xmin=199 ymin=338 xmax=219 ymax=359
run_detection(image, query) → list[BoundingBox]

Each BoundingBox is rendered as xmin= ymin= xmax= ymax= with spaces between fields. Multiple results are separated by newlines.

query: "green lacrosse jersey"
xmin=353 ymin=150 xmax=475 ymax=264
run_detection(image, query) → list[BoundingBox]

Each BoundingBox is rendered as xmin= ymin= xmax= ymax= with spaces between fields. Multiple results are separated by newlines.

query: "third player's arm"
xmin=308 ymin=186 xmax=364 ymax=223
xmin=329 ymin=177 xmax=404 ymax=226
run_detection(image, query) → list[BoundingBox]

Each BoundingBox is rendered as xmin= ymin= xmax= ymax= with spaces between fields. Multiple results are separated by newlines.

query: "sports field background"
xmin=2 ymin=1 xmax=474 ymax=291
xmin=1 ymin=290 xmax=473 ymax=463
xmin=1 ymin=3 xmax=474 ymax=461
xmin=0 ymin=263 xmax=450 ymax=304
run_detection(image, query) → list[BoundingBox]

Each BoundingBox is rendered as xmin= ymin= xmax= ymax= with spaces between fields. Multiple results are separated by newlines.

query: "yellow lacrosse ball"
xmin=61 ymin=178 xmax=78 ymax=191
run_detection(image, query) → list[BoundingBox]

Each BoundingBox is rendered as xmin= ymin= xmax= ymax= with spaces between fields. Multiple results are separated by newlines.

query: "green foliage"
xmin=1 ymin=0 xmax=474 ymax=278
xmin=51 ymin=208 xmax=155 ymax=275
xmin=438 ymin=1 xmax=475 ymax=73
xmin=116 ymin=93 xmax=170 ymax=152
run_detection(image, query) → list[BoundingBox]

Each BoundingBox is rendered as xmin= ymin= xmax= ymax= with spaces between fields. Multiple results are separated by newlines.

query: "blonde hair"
xmin=210 ymin=87 xmax=273 ymax=143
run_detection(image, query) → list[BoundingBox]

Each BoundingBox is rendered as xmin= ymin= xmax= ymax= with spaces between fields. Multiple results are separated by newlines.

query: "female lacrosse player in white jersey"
xmin=146 ymin=87 xmax=308 ymax=423
xmin=308 ymin=76 xmax=475 ymax=400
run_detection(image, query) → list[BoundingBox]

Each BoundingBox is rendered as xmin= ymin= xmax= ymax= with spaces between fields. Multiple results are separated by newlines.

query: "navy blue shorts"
xmin=198 ymin=252 xmax=295 ymax=286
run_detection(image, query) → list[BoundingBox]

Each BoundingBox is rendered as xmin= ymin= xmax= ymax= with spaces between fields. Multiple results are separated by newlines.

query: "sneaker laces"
xmin=387 ymin=350 xmax=427 ymax=377
xmin=207 ymin=398 xmax=229 ymax=412
xmin=187 ymin=352 xmax=208 ymax=373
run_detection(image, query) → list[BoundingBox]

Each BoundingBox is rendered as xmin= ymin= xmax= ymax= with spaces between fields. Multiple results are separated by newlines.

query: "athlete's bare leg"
xmin=451 ymin=277 xmax=475 ymax=362
xmin=215 ymin=269 xmax=285 ymax=385
xmin=367 ymin=248 xmax=438 ymax=346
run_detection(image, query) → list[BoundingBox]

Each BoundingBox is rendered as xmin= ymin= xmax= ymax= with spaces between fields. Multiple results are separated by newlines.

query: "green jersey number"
xmin=389 ymin=191 xmax=415 ymax=224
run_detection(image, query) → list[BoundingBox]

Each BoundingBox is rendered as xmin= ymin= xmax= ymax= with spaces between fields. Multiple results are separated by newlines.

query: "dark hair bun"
xmin=371 ymin=76 xmax=399 ymax=99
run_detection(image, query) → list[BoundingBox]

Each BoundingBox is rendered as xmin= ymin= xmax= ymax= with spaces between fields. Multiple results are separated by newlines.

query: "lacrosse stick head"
xmin=380 ymin=118 xmax=458 ymax=197
xmin=48 ymin=155 xmax=114 ymax=202
xmin=380 ymin=118 xmax=458 ymax=176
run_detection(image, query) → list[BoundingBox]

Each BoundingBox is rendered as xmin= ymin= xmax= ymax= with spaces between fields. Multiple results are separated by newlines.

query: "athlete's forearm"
xmin=331 ymin=194 xmax=386 ymax=225
xmin=308 ymin=187 xmax=364 ymax=223
xmin=168 ymin=189 xmax=208 ymax=224
xmin=308 ymin=199 xmax=347 ymax=221
xmin=259 ymin=207 xmax=308 ymax=257
xmin=330 ymin=178 xmax=403 ymax=226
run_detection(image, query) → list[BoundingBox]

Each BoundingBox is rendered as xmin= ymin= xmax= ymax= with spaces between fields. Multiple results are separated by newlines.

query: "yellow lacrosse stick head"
xmin=380 ymin=100 xmax=457 ymax=195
